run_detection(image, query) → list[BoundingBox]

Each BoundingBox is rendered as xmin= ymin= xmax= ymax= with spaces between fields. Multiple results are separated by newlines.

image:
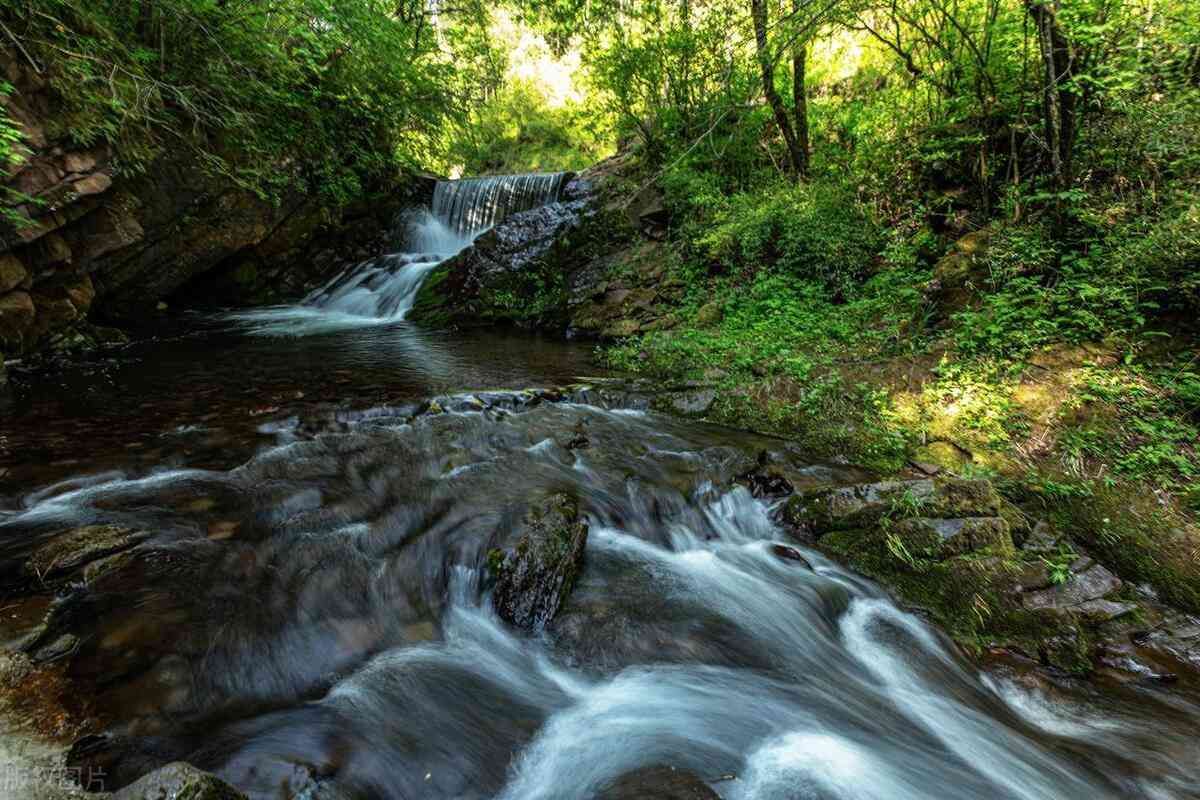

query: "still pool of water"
xmin=0 ymin=319 xmax=600 ymax=498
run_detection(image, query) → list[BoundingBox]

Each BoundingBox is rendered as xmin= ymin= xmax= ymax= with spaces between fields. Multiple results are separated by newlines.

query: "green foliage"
xmin=0 ymin=78 xmax=35 ymax=228
xmin=448 ymin=80 xmax=612 ymax=174
xmin=685 ymin=181 xmax=882 ymax=294
xmin=3 ymin=0 xmax=461 ymax=205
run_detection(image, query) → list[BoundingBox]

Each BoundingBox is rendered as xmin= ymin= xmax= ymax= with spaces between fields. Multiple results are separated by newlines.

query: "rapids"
xmin=1 ymin=391 xmax=1199 ymax=798
xmin=1 ymin=171 xmax=1198 ymax=800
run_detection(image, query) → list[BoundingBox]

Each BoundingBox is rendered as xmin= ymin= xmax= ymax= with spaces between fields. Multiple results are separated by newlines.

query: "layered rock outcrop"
xmin=0 ymin=51 xmax=431 ymax=358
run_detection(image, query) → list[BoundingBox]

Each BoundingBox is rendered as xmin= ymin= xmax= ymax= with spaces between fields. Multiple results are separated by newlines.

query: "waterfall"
xmin=432 ymin=173 xmax=569 ymax=238
xmin=229 ymin=172 xmax=568 ymax=335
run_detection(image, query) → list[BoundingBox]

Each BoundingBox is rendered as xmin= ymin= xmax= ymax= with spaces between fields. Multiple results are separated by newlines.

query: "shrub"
xmin=689 ymin=181 xmax=882 ymax=294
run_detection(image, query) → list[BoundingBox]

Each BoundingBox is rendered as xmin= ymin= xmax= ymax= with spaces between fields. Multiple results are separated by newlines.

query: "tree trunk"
xmin=751 ymin=0 xmax=805 ymax=178
xmin=136 ymin=0 xmax=154 ymax=41
xmin=791 ymin=19 xmax=810 ymax=179
xmin=1026 ymin=0 xmax=1076 ymax=191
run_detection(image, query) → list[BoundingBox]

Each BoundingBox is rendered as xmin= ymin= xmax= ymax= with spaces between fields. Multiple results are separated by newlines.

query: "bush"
xmin=449 ymin=80 xmax=614 ymax=174
xmin=688 ymin=181 xmax=882 ymax=294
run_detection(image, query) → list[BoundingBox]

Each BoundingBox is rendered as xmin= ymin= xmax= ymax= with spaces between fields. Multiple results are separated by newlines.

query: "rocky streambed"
xmin=1 ymin=152 xmax=1199 ymax=800
xmin=2 ymin=347 xmax=1200 ymax=798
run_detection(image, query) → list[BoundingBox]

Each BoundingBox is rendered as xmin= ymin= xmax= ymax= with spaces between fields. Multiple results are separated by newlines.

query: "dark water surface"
xmin=2 ymin=319 xmax=1200 ymax=800
xmin=0 ymin=320 xmax=598 ymax=497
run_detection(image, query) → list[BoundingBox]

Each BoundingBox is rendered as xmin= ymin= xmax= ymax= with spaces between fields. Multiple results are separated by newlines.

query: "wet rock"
xmin=562 ymin=420 xmax=590 ymax=450
xmin=667 ymin=388 xmax=716 ymax=417
xmin=25 ymin=525 xmax=149 ymax=582
xmin=771 ymin=544 xmax=814 ymax=569
xmin=594 ymin=766 xmax=720 ymax=799
xmin=740 ymin=470 xmax=794 ymax=499
xmin=1131 ymin=609 xmax=1200 ymax=675
xmin=1022 ymin=562 xmax=1123 ymax=613
xmin=112 ymin=762 xmax=246 ymax=799
xmin=491 ymin=492 xmax=588 ymax=631
xmin=31 ymin=633 xmax=79 ymax=663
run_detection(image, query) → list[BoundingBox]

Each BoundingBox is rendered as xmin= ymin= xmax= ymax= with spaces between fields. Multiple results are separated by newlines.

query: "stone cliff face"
xmin=0 ymin=52 xmax=431 ymax=361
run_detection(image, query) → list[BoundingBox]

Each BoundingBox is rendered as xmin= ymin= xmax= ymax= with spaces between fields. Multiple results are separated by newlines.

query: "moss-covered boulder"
xmin=112 ymin=762 xmax=246 ymax=799
xmin=929 ymin=228 xmax=992 ymax=315
xmin=782 ymin=477 xmax=1008 ymax=541
xmin=490 ymin=492 xmax=588 ymax=631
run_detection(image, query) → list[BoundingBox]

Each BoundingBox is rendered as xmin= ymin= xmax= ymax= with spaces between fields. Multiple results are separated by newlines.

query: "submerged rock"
xmin=594 ymin=766 xmax=720 ymax=799
xmin=491 ymin=492 xmax=589 ymax=631
xmin=111 ymin=762 xmax=246 ymax=799
xmin=25 ymin=525 xmax=149 ymax=582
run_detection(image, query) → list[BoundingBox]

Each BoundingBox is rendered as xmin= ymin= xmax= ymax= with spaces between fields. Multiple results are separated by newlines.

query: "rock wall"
xmin=0 ymin=51 xmax=432 ymax=360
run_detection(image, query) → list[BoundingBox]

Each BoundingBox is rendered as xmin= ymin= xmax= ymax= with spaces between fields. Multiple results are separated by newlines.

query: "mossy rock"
xmin=889 ymin=516 xmax=1014 ymax=559
xmin=783 ymin=477 xmax=1005 ymax=536
xmin=407 ymin=263 xmax=455 ymax=327
xmin=490 ymin=492 xmax=588 ymax=631
xmin=695 ymin=301 xmax=723 ymax=328
xmin=818 ymin=527 xmax=1093 ymax=673
xmin=112 ymin=761 xmax=247 ymax=799
xmin=25 ymin=524 xmax=150 ymax=582
xmin=1052 ymin=484 xmax=1200 ymax=615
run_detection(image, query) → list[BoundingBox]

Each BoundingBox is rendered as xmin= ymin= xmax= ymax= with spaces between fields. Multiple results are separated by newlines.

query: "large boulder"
xmin=112 ymin=762 xmax=246 ymax=800
xmin=490 ymin=492 xmax=588 ymax=631
xmin=928 ymin=229 xmax=992 ymax=316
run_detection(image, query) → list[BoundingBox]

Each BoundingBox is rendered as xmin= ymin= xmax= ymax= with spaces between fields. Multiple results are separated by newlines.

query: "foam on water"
xmin=229 ymin=173 xmax=567 ymax=335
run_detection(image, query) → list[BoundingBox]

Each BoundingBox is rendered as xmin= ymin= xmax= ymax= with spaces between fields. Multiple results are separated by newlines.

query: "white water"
xmin=228 ymin=174 xmax=567 ymax=336
xmin=6 ymin=398 xmax=1199 ymax=799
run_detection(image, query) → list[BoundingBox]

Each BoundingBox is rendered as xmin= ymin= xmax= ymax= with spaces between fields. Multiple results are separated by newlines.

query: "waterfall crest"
xmin=230 ymin=172 xmax=568 ymax=334
xmin=433 ymin=173 xmax=569 ymax=238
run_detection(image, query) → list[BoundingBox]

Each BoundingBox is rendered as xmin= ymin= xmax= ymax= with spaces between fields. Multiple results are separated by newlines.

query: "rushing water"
xmin=1 ymin=390 xmax=1199 ymax=799
xmin=2 ymin=171 xmax=1199 ymax=799
xmin=227 ymin=173 xmax=569 ymax=335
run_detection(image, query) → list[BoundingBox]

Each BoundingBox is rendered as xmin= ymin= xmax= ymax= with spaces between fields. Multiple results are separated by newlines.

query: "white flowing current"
xmin=227 ymin=172 xmax=567 ymax=336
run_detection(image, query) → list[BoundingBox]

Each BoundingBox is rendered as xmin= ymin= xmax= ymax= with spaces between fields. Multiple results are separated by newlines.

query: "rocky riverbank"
xmin=0 ymin=50 xmax=433 ymax=368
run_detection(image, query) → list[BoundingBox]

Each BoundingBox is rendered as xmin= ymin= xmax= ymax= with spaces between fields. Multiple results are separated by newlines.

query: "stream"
xmin=1 ymin=174 xmax=1198 ymax=799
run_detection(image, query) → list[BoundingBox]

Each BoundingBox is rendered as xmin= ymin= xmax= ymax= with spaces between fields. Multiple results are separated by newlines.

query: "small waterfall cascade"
xmin=432 ymin=173 xmax=569 ymax=237
xmin=309 ymin=172 xmax=568 ymax=320
xmin=233 ymin=172 xmax=568 ymax=334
